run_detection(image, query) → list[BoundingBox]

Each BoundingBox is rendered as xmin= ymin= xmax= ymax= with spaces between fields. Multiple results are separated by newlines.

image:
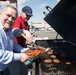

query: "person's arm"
xmin=13 ymin=41 xmax=30 ymax=62
xmin=12 ymin=28 xmax=32 ymax=44
xmin=13 ymin=41 xmax=29 ymax=53
xmin=0 ymin=33 xmax=29 ymax=65
xmin=22 ymin=29 xmax=32 ymax=44
xmin=0 ymin=34 xmax=20 ymax=64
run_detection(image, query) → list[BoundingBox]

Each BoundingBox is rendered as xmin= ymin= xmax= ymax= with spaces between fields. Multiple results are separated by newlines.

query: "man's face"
xmin=22 ymin=12 xmax=31 ymax=21
xmin=0 ymin=7 xmax=17 ymax=29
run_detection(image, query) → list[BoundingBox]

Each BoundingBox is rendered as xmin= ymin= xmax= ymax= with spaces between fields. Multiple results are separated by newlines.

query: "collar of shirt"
xmin=19 ymin=16 xmax=25 ymax=23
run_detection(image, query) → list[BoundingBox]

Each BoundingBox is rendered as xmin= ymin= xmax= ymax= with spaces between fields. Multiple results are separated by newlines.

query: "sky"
xmin=0 ymin=0 xmax=60 ymax=23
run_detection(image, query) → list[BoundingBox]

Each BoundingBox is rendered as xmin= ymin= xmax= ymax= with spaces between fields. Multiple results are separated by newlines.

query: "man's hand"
xmin=20 ymin=53 xmax=29 ymax=62
xmin=23 ymin=30 xmax=32 ymax=44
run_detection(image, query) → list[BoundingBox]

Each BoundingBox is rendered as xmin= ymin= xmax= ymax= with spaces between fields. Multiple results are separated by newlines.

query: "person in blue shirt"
xmin=0 ymin=5 xmax=32 ymax=75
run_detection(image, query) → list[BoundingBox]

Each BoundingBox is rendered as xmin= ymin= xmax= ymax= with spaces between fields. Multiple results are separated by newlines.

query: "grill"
xmin=40 ymin=49 xmax=76 ymax=75
xmin=35 ymin=0 xmax=76 ymax=75
xmin=35 ymin=40 xmax=76 ymax=75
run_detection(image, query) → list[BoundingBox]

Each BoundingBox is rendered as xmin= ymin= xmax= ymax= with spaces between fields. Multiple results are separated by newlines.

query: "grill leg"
xmin=35 ymin=59 xmax=39 ymax=75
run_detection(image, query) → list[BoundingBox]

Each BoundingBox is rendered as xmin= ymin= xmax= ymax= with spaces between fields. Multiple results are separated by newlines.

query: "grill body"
xmin=35 ymin=0 xmax=76 ymax=74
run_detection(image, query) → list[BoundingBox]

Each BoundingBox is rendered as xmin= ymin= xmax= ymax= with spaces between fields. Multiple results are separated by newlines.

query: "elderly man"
xmin=0 ymin=5 xmax=32 ymax=75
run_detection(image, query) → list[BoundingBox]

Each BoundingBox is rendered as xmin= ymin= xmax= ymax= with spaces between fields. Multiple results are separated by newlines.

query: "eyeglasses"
xmin=26 ymin=14 xmax=31 ymax=17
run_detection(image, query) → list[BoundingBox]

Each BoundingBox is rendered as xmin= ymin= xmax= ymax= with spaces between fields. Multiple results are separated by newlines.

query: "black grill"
xmin=40 ymin=49 xmax=76 ymax=75
xmin=34 ymin=0 xmax=76 ymax=75
xmin=35 ymin=39 xmax=76 ymax=75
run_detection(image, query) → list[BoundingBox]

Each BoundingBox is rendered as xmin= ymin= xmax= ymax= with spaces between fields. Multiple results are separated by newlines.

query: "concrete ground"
xmin=34 ymin=31 xmax=62 ymax=39
xmin=31 ymin=62 xmax=41 ymax=75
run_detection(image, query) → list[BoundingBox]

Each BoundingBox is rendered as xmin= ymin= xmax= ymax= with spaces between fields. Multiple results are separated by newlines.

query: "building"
xmin=28 ymin=20 xmax=55 ymax=32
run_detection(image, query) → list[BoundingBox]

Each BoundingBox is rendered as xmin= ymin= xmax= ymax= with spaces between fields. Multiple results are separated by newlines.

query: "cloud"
xmin=0 ymin=1 xmax=15 ymax=9
xmin=38 ymin=3 xmax=48 ymax=9
xmin=17 ymin=0 xmax=27 ymax=15
xmin=56 ymin=0 xmax=61 ymax=2
xmin=17 ymin=0 xmax=26 ymax=5
xmin=17 ymin=0 xmax=30 ymax=5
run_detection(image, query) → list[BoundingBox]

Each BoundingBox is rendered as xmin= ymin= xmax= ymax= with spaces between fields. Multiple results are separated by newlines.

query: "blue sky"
xmin=0 ymin=0 xmax=60 ymax=23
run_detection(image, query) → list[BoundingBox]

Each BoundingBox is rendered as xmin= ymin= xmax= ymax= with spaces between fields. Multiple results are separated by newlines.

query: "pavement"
xmin=34 ymin=31 xmax=62 ymax=39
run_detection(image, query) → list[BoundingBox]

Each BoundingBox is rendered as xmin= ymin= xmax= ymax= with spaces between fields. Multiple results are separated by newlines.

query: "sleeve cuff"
xmin=21 ymin=48 xmax=29 ymax=53
xmin=13 ymin=53 xmax=21 ymax=61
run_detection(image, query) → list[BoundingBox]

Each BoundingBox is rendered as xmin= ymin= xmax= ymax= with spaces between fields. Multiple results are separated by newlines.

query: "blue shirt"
xmin=0 ymin=22 xmax=24 ymax=71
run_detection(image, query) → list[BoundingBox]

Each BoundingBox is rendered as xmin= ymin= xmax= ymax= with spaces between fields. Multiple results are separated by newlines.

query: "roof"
xmin=0 ymin=0 xmax=17 ymax=3
xmin=9 ymin=0 xmax=17 ymax=3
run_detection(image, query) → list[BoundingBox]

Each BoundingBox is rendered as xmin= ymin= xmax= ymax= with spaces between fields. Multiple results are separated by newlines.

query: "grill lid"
xmin=44 ymin=0 xmax=76 ymax=45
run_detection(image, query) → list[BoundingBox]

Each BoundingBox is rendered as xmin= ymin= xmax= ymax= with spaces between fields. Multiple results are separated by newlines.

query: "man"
xmin=12 ymin=6 xmax=33 ymax=47
xmin=12 ymin=6 xmax=33 ymax=75
xmin=0 ymin=5 xmax=30 ymax=75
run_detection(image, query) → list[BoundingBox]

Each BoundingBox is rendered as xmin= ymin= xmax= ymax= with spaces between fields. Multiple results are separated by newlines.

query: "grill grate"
xmin=40 ymin=49 xmax=76 ymax=75
xmin=41 ymin=60 xmax=76 ymax=75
